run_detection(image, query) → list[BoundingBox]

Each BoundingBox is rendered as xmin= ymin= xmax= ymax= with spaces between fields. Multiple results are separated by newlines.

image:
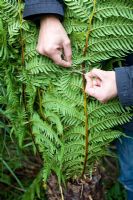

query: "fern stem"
xmin=18 ymin=0 xmax=25 ymax=65
xmin=37 ymin=88 xmax=46 ymax=121
xmin=17 ymin=0 xmax=42 ymax=162
xmin=81 ymin=64 xmax=89 ymax=177
xmin=81 ymin=0 xmax=96 ymax=177
xmin=18 ymin=0 xmax=27 ymax=111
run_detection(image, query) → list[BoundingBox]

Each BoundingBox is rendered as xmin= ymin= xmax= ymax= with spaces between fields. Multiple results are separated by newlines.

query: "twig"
xmin=89 ymin=195 xmax=93 ymax=200
xmin=80 ymin=184 xmax=84 ymax=199
xmin=59 ymin=184 xmax=64 ymax=200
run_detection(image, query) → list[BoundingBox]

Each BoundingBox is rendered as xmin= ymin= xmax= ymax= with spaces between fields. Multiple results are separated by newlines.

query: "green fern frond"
xmin=89 ymin=113 xmax=132 ymax=132
xmin=64 ymin=0 xmax=93 ymax=21
xmin=91 ymin=18 xmax=133 ymax=37
xmin=95 ymin=1 xmax=133 ymax=21
xmin=32 ymin=113 xmax=61 ymax=146
xmin=89 ymin=130 xmax=123 ymax=143
xmin=89 ymin=100 xmax=131 ymax=117
xmin=1 ymin=0 xmax=19 ymax=19
xmin=26 ymin=56 xmax=60 ymax=74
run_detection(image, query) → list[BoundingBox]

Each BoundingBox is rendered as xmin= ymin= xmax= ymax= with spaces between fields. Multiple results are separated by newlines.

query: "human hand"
xmin=85 ymin=69 xmax=118 ymax=103
xmin=36 ymin=15 xmax=72 ymax=67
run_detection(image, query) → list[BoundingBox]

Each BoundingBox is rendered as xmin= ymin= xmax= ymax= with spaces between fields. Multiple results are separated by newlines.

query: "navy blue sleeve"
xmin=23 ymin=0 xmax=65 ymax=20
xmin=115 ymin=66 xmax=133 ymax=106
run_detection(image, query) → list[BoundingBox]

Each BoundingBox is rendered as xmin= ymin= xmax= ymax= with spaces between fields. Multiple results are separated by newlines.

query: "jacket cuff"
xmin=23 ymin=2 xmax=64 ymax=20
xmin=115 ymin=66 xmax=133 ymax=106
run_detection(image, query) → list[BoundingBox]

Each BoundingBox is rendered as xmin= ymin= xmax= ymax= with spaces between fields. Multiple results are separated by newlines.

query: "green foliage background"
xmin=0 ymin=0 xmax=133 ymax=199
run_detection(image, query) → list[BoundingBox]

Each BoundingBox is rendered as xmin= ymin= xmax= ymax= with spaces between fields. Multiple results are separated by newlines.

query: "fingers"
xmin=85 ymin=69 xmax=106 ymax=103
xmin=85 ymin=69 xmax=117 ymax=103
xmin=62 ymin=40 xmax=72 ymax=65
xmin=85 ymin=75 xmax=93 ymax=87
xmin=85 ymin=84 xmax=106 ymax=103
xmin=85 ymin=80 xmax=97 ymax=99
xmin=85 ymin=73 xmax=101 ymax=87
xmin=85 ymin=68 xmax=106 ymax=80
xmin=51 ymin=39 xmax=72 ymax=67
xmin=51 ymin=52 xmax=72 ymax=68
xmin=92 ymin=77 xmax=101 ymax=86
xmin=37 ymin=45 xmax=72 ymax=67
xmin=85 ymin=81 xmax=94 ymax=96
xmin=85 ymin=76 xmax=96 ymax=97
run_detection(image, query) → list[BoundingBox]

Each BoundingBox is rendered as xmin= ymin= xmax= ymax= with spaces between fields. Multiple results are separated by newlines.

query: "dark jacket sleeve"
xmin=115 ymin=65 xmax=133 ymax=106
xmin=23 ymin=0 xmax=65 ymax=20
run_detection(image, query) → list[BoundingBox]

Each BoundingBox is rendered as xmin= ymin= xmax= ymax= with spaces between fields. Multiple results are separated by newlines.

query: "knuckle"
xmin=36 ymin=47 xmax=45 ymax=55
xmin=46 ymin=47 xmax=57 ymax=57
xmin=36 ymin=45 xmax=53 ymax=56
xmin=46 ymin=46 xmax=53 ymax=54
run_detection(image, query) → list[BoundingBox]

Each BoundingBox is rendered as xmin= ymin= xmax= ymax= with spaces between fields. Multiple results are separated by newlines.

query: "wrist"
xmin=40 ymin=15 xmax=60 ymax=26
xmin=111 ymin=71 xmax=117 ymax=97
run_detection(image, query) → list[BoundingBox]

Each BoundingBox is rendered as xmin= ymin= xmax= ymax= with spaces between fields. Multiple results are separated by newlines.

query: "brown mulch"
xmin=46 ymin=170 xmax=104 ymax=200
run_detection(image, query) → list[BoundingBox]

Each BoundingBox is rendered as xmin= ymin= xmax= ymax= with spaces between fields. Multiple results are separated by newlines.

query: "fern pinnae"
xmin=88 ymin=100 xmax=129 ymax=117
xmin=64 ymin=0 xmax=91 ymax=22
xmin=95 ymin=0 xmax=133 ymax=21
xmin=91 ymin=18 xmax=133 ymax=37
xmin=89 ymin=113 xmax=133 ymax=133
